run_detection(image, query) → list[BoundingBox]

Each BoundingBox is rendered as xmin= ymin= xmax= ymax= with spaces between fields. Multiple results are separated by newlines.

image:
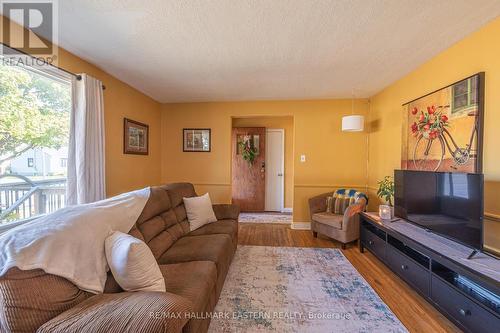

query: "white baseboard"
xmin=281 ymin=207 xmax=293 ymax=213
xmin=291 ymin=222 xmax=311 ymax=230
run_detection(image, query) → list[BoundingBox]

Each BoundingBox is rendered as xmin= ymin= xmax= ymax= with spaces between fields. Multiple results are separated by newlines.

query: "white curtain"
xmin=66 ymin=74 xmax=106 ymax=205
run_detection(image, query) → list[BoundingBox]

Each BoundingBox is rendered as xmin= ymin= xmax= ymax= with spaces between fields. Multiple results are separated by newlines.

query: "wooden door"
xmin=231 ymin=127 xmax=266 ymax=211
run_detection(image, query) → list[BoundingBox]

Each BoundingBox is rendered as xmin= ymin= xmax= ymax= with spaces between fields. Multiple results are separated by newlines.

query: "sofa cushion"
xmin=37 ymin=291 xmax=192 ymax=333
xmin=160 ymin=261 xmax=218 ymax=333
xmin=188 ymin=219 xmax=238 ymax=243
xmin=158 ymin=234 xmax=234 ymax=296
xmin=137 ymin=186 xmax=172 ymax=223
xmin=183 ymin=193 xmax=217 ymax=231
xmin=165 ymin=183 xmax=197 ymax=223
xmin=133 ymin=186 xmax=190 ymax=259
xmin=160 ymin=261 xmax=217 ymax=314
xmin=105 ymin=231 xmax=165 ymax=292
xmin=164 ymin=183 xmax=197 ymax=208
xmin=158 ymin=234 xmax=232 ymax=267
xmin=312 ymin=212 xmax=343 ymax=229
xmin=0 ymin=268 xmax=91 ymax=333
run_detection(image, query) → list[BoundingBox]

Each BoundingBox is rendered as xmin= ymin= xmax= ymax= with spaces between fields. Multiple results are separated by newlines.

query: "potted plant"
xmin=377 ymin=176 xmax=394 ymax=220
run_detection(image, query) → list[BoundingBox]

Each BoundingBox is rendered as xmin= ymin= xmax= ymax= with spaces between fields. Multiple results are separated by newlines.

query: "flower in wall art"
xmin=401 ymin=73 xmax=484 ymax=173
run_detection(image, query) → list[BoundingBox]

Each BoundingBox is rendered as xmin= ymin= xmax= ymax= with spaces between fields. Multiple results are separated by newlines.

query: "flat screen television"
xmin=394 ymin=170 xmax=483 ymax=250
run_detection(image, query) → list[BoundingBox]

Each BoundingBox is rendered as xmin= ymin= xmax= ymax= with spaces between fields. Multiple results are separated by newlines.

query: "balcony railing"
xmin=0 ymin=175 xmax=67 ymax=226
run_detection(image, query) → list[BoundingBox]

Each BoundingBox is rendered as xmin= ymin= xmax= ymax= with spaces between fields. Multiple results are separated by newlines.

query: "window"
xmin=0 ymin=54 xmax=72 ymax=227
xmin=451 ymin=76 xmax=478 ymax=116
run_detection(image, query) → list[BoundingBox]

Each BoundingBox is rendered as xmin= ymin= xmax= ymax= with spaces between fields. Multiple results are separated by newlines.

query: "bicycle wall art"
xmin=401 ymin=72 xmax=484 ymax=173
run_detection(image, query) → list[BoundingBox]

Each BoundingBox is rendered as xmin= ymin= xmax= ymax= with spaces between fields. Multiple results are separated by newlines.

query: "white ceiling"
xmin=8 ymin=1 xmax=500 ymax=103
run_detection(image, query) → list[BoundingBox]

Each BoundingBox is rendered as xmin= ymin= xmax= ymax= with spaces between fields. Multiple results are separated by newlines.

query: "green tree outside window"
xmin=0 ymin=64 xmax=70 ymax=167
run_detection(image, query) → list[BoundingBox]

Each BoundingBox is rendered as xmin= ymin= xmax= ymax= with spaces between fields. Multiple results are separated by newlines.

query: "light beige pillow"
xmin=183 ymin=193 xmax=217 ymax=231
xmin=105 ymin=231 xmax=165 ymax=292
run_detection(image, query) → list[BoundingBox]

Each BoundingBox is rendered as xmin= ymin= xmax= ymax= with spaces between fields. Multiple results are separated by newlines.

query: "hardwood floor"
xmin=238 ymin=223 xmax=461 ymax=333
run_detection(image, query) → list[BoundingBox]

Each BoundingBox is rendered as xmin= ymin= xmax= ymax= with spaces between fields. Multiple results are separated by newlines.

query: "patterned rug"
xmin=238 ymin=213 xmax=292 ymax=224
xmin=208 ymin=246 xmax=407 ymax=333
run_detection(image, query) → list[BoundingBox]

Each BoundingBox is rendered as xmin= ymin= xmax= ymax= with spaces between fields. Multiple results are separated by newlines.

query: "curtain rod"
xmin=1 ymin=42 xmax=106 ymax=90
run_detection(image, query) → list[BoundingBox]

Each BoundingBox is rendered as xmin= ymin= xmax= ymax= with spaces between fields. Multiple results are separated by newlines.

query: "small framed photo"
xmin=183 ymin=128 xmax=211 ymax=152
xmin=124 ymin=118 xmax=149 ymax=155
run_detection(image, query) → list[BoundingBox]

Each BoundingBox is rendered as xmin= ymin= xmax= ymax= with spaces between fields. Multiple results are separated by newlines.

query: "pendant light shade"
xmin=342 ymin=115 xmax=365 ymax=132
xmin=343 ymin=89 xmax=364 ymax=132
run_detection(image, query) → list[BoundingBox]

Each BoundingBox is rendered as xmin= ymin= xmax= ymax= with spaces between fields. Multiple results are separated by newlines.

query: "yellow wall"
xmin=161 ymin=100 xmax=369 ymax=223
xmin=4 ymin=15 xmax=497 ymax=250
xmin=1 ymin=16 xmax=162 ymax=196
xmin=368 ymin=16 xmax=500 ymax=254
xmin=232 ymin=116 xmax=294 ymax=209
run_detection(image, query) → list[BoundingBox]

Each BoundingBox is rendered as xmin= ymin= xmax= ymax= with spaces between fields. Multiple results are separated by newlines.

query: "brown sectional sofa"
xmin=0 ymin=183 xmax=240 ymax=333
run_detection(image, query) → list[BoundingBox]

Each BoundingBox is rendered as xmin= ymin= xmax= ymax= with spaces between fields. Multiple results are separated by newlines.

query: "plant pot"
xmin=379 ymin=204 xmax=394 ymax=220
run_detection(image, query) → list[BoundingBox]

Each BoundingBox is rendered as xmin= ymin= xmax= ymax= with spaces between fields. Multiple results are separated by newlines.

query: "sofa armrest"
xmin=308 ymin=192 xmax=335 ymax=218
xmin=212 ymin=204 xmax=240 ymax=220
xmin=37 ymin=291 xmax=193 ymax=333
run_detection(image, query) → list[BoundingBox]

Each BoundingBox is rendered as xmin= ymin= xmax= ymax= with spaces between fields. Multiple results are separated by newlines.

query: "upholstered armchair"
xmin=308 ymin=189 xmax=368 ymax=249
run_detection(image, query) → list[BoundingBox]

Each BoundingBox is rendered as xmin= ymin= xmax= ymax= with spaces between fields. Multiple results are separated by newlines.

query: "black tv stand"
xmin=467 ymin=250 xmax=479 ymax=260
xmin=360 ymin=212 xmax=500 ymax=333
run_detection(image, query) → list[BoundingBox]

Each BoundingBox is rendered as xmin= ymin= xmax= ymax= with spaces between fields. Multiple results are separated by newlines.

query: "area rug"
xmin=208 ymin=246 xmax=407 ymax=333
xmin=238 ymin=213 xmax=292 ymax=224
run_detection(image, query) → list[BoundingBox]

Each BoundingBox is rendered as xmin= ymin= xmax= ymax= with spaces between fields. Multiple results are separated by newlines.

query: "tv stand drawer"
xmin=431 ymin=276 xmax=500 ymax=333
xmin=386 ymin=245 xmax=430 ymax=296
xmin=361 ymin=223 xmax=386 ymax=260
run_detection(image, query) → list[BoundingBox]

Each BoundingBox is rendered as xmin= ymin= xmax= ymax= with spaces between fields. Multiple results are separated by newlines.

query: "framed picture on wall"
xmin=124 ymin=118 xmax=149 ymax=155
xmin=401 ymin=72 xmax=484 ymax=173
xmin=183 ymin=128 xmax=211 ymax=152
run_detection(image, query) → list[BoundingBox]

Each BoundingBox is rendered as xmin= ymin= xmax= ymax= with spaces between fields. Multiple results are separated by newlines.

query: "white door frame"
xmin=265 ymin=129 xmax=285 ymax=212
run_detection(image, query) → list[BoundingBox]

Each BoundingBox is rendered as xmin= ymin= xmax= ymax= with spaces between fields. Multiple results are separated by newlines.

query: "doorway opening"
xmin=231 ymin=116 xmax=294 ymax=223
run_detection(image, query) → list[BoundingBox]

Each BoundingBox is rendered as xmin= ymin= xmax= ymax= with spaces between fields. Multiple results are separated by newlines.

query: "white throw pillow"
xmin=105 ymin=231 xmax=165 ymax=292
xmin=183 ymin=193 xmax=217 ymax=231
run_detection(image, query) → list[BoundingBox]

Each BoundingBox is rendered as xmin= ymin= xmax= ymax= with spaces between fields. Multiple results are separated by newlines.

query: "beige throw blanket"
xmin=0 ymin=187 xmax=150 ymax=294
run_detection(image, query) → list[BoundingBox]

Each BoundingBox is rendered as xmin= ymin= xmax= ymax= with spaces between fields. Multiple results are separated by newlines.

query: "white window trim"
xmin=1 ymin=44 xmax=72 ymax=83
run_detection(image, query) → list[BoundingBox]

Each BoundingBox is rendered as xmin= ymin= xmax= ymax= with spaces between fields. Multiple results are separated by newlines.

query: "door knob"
xmin=278 ymin=173 xmax=283 ymax=177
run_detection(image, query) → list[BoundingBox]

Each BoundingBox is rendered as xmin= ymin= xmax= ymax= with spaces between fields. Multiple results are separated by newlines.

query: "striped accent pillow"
xmin=341 ymin=197 xmax=351 ymax=213
xmin=326 ymin=196 xmax=334 ymax=213
xmin=332 ymin=189 xmax=368 ymax=214
xmin=332 ymin=193 xmax=354 ymax=215
xmin=333 ymin=194 xmax=343 ymax=214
